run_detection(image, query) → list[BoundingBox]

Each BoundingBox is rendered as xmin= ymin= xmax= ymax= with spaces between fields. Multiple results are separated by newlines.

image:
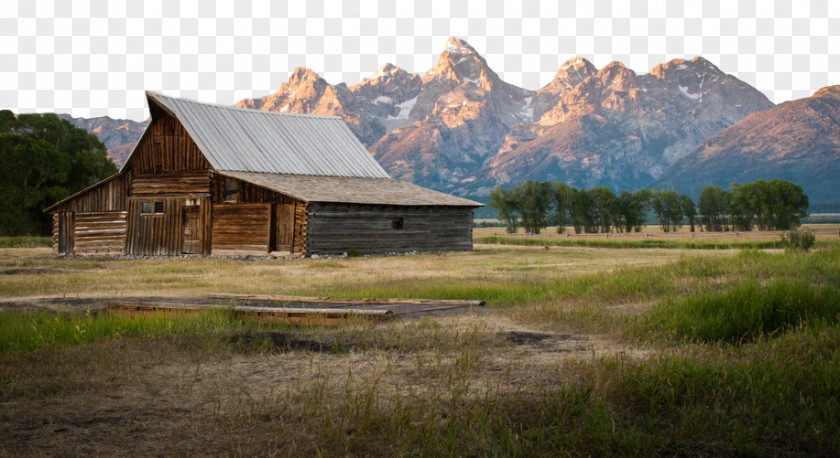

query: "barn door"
xmin=182 ymin=207 xmax=200 ymax=254
xmin=58 ymin=212 xmax=74 ymax=255
xmin=273 ymin=203 xmax=294 ymax=252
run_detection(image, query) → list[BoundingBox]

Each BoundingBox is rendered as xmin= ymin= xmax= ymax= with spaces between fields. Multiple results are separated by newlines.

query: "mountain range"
xmin=61 ymin=37 xmax=838 ymax=210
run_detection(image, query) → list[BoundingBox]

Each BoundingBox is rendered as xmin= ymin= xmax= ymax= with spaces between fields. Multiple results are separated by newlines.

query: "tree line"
xmin=0 ymin=111 xmax=117 ymax=236
xmin=488 ymin=179 xmax=808 ymax=234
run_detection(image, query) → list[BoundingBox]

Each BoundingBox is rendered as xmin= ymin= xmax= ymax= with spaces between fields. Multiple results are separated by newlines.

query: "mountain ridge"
xmin=654 ymin=84 xmax=840 ymax=209
xmin=59 ymin=37 xmax=837 ymax=209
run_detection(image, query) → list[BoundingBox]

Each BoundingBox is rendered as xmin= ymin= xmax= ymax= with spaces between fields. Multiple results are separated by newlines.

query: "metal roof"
xmin=217 ymin=171 xmax=483 ymax=207
xmin=143 ymin=91 xmax=390 ymax=178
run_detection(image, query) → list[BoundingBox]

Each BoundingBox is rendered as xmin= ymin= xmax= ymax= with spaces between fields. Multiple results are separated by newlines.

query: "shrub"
xmin=781 ymin=228 xmax=816 ymax=252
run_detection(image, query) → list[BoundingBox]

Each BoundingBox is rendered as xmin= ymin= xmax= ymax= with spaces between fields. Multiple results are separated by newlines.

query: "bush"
xmin=781 ymin=228 xmax=816 ymax=252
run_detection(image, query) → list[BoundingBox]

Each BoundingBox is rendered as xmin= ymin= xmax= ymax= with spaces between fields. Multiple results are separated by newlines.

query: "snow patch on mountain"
xmin=678 ymin=86 xmax=701 ymax=100
xmin=390 ymin=97 xmax=417 ymax=120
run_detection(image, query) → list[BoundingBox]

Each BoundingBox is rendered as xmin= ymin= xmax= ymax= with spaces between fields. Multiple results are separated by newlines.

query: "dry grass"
xmin=0 ymin=245 xmax=727 ymax=302
xmin=2 ymin=240 xmax=840 ymax=455
xmin=474 ymin=223 xmax=840 ymax=243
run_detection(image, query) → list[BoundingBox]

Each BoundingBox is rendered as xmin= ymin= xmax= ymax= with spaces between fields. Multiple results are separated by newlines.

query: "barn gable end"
xmin=45 ymin=92 xmax=480 ymax=258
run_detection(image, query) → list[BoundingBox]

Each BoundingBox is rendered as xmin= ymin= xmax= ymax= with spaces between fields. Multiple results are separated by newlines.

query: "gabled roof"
xmin=127 ymin=92 xmax=390 ymax=178
xmin=217 ymin=171 xmax=482 ymax=207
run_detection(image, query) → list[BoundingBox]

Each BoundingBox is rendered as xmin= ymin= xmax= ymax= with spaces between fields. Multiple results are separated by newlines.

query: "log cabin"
xmin=44 ymin=92 xmax=481 ymax=257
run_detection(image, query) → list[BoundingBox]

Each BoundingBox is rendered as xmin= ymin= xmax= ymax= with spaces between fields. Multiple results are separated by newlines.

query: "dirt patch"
xmin=0 ymin=268 xmax=65 ymax=275
xmin=0 ymin=309 xmax=653 ymax=456
xmin=225 ymin=331 xmax=401 ymax=354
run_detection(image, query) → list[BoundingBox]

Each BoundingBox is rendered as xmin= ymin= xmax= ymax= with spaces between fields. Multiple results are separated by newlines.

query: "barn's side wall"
xmin=305 ymin=203 xmax=474 ymax=255
xmin=48 ymin=173 xmax=130 ymax=255
xmin=210 ymin=175 xmax=307 ymax=255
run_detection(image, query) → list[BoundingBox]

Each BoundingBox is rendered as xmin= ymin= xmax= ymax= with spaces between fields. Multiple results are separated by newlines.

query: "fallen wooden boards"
xmin=208 ymin=292 xmax=485 ymax=308
xmin=108 ymin=301 xmax=392 ymax=325
xmin=207 ymin=293 xmax=485 ymax=316
xmin=108 ymin=294 xmax=484 ymax=323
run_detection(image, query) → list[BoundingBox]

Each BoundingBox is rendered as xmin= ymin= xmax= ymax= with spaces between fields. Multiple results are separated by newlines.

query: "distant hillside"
xmin=655 ymin=85 xmax=840 ymax=211
xmin=59 ymin=114 xmax=147 ymax=167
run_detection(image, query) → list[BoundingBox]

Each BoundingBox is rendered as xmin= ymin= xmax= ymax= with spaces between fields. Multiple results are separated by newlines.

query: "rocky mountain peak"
xmin=649 ymin=57 xmax=723 ymax=83
xmin=423 ymin=37 xmax=498 ymax=91
xmin=813 ymin=85 xmax=840 ymax=100
xmin=596 ymin=62 xmax=638 ymax=91
xmin=286 ymin=67 xmax=328 ymax=89
xmin=443 ymin=36 xmax=478 ymax=56
xmin=538 ymin=57 xmax=597 ymax=96
xmin=355 ymin=62 xmax=421 ymax=93
xmin=368 ymin=63 xmax=404 ymax=81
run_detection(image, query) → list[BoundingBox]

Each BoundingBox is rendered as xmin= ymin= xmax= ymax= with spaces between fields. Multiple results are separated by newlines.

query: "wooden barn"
xmin=45 ymin=92 xmax=481 ymax=257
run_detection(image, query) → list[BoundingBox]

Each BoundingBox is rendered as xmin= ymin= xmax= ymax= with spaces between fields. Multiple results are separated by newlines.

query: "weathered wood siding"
xmin=293 ymin=202 xmax=308 ymax=254
xmin=132 ymin=171 xmax=211 ymax=197
xmin=306 ymin=204 xmax=474 ymax=255
xmin=127 ymin=112 xmax=210 ymax=174
xmin=73 ymin=211 xmax=128 ymax=255
xmin=52 ymin=214 xmax=59 ymax=255
xmin=48 ymin=173 xmax=129 ymax=213
xmin=125 ymin=199 xmax=184 ymax=256
xmin=211 ymin=203 xmax=271 ymax=256
xmin=211 ymin=175 xmax=307 ymax=254
xmin=54 ymin=212 xmax=75 ymax=255
xmin=120 ymin=114 xmax=212 ymax=255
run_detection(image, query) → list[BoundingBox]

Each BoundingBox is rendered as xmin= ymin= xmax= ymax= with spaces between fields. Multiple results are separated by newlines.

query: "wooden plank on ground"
xmin=208 ymin=292 xmax=485 ymax=307
xmin=108 ymin=301 xmax=393 ymax=321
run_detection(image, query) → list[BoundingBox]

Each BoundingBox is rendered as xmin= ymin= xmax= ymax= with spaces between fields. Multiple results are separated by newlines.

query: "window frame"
xmin=141 ymin=201 xmax=165 ymax=216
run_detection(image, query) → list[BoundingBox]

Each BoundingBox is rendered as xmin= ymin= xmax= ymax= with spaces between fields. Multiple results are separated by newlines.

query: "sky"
xmin=2 ymin=0 xmax=838 ymax=121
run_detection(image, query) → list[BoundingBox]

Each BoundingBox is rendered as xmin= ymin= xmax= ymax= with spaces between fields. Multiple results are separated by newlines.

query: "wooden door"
xmin=182 ymin=208 xmax=200 ymax=254
xmin=58 ymin=212 xmax=74 ymax=254
xmin=273 ymin=203 xmax=294 ymax=252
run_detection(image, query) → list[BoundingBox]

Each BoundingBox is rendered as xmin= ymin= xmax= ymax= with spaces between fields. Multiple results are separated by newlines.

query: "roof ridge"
xmin=145 ymin=91 xmax=344 ymax=120
xmin=143 ymin=91 xmax=390 ymax=178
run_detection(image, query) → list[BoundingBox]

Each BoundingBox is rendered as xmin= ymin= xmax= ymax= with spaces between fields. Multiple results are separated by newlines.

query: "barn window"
xmin=141 ymin=202 xmax=165 ymax=215
xmin=391 ymin=218 xmax=404 ymax=230
xmin=224 ymin=178 xmax=240 ymax=203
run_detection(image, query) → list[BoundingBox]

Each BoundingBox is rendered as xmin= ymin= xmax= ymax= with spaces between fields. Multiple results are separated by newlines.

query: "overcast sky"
xmin=2 ymin=0 xmax=838 ymax=121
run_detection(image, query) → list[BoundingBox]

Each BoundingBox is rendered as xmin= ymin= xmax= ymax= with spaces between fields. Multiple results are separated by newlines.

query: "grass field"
xmin=1 ymin=231 xmax=839 ymax=455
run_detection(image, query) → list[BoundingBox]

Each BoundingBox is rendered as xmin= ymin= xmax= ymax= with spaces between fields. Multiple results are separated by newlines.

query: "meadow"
xmin=1 ymin=230 xmax=839 ymax=456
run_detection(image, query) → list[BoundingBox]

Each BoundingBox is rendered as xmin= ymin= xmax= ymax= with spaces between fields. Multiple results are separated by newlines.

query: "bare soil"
xmin=0 ymin=309 xmax=647 ymax=456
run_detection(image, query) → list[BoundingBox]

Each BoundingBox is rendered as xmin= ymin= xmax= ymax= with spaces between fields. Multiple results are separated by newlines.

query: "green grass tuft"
xmin=645 ymin=279 xmax=840 ymax=343
xmin=0 ymin=236 xmax=52 ymax=248
xmin=477 ymin=235 xmax=786 ymax=250
xmin=0 ymin=308 xmax=295 ymax=353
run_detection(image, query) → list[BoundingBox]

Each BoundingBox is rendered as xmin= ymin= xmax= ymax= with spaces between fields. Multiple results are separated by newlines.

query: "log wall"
xmin=211 ymin=203 xmax=271 ymax=256
xmin=125 ymin=199 xmax=184 ymax=256
xmin=292 ymin=202 xmax=308 ymax=254
xmin=52 ymin=214 xmax=59 ymax=255
xmin=132 ymin=171 xmax=211 ymax=197
xmin=53 ymin=213 xmax=77 ymax=255
xmin=73 ymin=211 xmax=128 ymax=255
xmin=306 ymin=204 xmax=474 ymax=255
